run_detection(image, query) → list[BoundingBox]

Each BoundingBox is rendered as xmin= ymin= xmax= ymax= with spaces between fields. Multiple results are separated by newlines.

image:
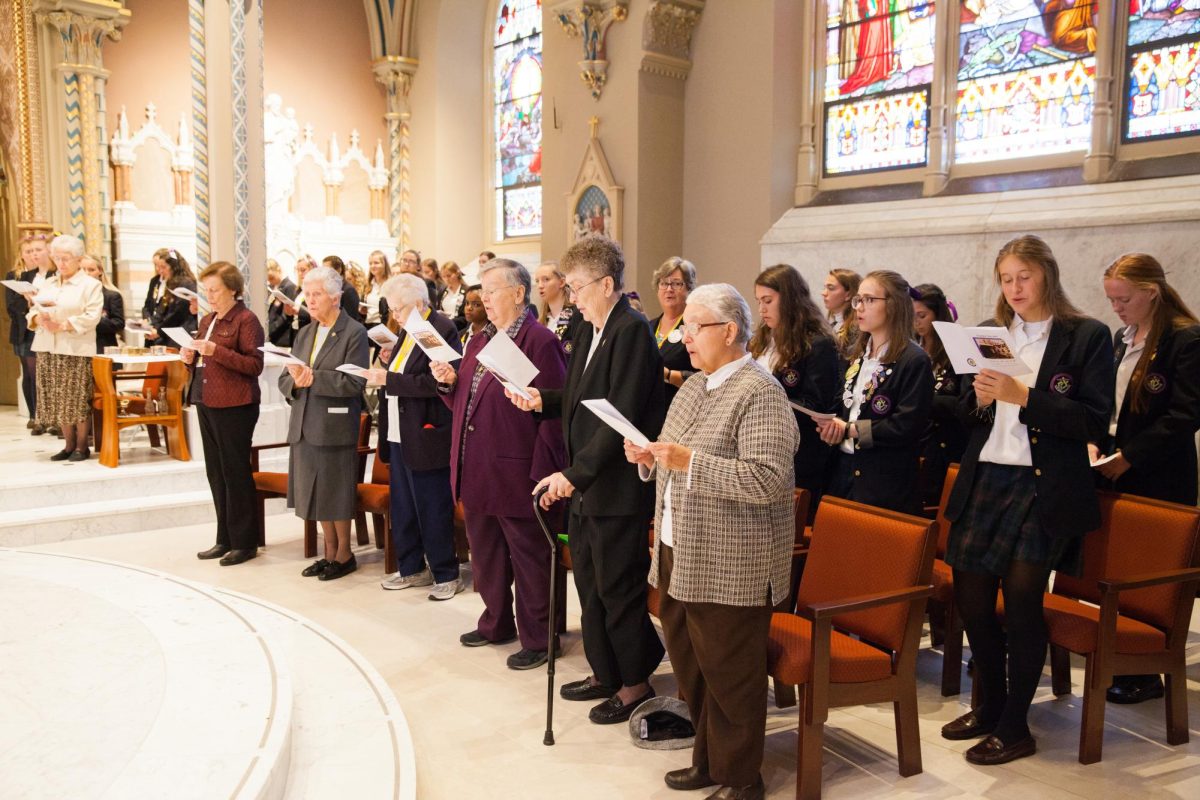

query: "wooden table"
xmin=92 ymin=354 xmax=191 ymax=468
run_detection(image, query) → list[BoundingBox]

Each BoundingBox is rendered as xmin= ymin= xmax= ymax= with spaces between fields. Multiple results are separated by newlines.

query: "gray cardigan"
xmin=646 ymin=360 xmax=799 ymax=607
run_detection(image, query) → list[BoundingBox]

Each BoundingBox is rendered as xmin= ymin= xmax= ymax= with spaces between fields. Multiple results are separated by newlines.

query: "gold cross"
xmin=588 ymin=115 xmax=599 ymax=139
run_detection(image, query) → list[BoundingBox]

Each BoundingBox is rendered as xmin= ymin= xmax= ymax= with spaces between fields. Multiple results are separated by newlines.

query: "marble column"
xmin=1083 ymin=0 xmax=1123 ymax=183
xmin=373 ymin=56 xmax=418 ymax=251
xmin=793 ymin=0 xmax=819 ymax=205
xmin=33 ymin=0 xmax=129 ymax=259
xmin=922 ymin=1 xmax=957 ymax=196
xmin=7 ymin=0 xmax=53 ymax=234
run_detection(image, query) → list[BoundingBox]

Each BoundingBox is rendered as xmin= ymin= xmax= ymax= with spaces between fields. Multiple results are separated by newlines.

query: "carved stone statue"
xmin=263 ymin=93 xmax=297 ymax=224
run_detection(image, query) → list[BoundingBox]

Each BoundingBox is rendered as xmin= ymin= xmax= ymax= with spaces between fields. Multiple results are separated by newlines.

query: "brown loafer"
xmin=965 ymin=734 xmax=1036 ymax=765
xmin=704 ymin=776 xmax=764 ymax=800
xmin=941 ymin=709 xmax=997 ymax=741
xmin=664 ymin=765 xmax=716 ymax=791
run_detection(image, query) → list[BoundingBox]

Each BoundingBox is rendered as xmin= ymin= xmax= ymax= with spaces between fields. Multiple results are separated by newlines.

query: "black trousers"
xmin=569 ymin=511 xmax=664 ymax=688
xmin=198 ymin=403 xmax=259 ymax=550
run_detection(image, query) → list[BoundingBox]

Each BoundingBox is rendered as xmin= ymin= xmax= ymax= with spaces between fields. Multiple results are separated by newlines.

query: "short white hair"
xmin=686 ymin=283 xmax=752 ymax=346
xmin=381 ymin=273 xmax=428 ymax=310
xmin=50 ymin=235 xmax=84 ymax=258
xmin=480 ymin=258 xmax=531 ymax=302
xmin=302 ymin=265 xmax=342 ymax=297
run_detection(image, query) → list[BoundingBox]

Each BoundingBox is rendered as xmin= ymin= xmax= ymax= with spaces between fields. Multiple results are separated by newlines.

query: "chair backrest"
xmin=796 ymin=496 xmax=936 ymax=653
xmin=1053 ymin=492 xmax=1200 ymax=630
xmin=933 ymin=463 xmax=960 ymax=559
xmin=793 ymin=487 xmax=811 ymax=541
xmin=355 ymin=412 xmax=373 ymax=480
xmin=369 ymin=450 xmax=389 ymax=484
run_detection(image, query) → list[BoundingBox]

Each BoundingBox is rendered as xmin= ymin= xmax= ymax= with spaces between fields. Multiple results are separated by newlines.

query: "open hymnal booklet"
xmin=161 ymin=327 xmax=197 ymax=349
xmin=169 ymin=285 xmax=209 ymax=311
xmin=1 ymin=279 xmax=35 ymax=295
xmin=259 ymin=344 xmax=307 ymax=366
xmin=366 ymin=323 xmax=398 ymax=348
xmin=403 ymin=308 xmax=461 ymax=362
xmin=476 ymin=328 xmax=538 ymax=401
xmin=582 ymin=399 xmax=651 ymax=447
xmin=932 ymin=321 xmax=1034 ymax=377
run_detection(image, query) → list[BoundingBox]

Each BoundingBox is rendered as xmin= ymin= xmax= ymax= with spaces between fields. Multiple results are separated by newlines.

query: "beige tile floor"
xmin=25 ymin=512 xmax=1200 ymax=799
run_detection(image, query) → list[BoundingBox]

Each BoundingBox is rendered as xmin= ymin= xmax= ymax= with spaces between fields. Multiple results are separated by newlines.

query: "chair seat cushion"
xmin=768 ymin=612 xmax=893 ymax=685
xmin=254 ymin=471 xmax=288 ymax=496
xmin=930 ymin=560 xmax=954 ymax=604
xmin=997 ymin=595 xmax=1166 ymax=655
xmin=356 ymin=484 xmax=389 ymax=512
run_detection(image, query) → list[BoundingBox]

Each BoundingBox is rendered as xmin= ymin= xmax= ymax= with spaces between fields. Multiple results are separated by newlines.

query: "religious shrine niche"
xmin=566 ymin=116 xmax=623 ymax=244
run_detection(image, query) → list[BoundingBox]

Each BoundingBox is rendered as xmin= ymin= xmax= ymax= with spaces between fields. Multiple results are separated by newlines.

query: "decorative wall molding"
xmin=10 ymin=0 xmax=51 ymax=227
xmin=641 ymin=0 xmax=702 ymax=62
xmin=109 ymin=103 xmax=195 ymax=207
xmin=552 ymin=0 xmax=629 ymax=100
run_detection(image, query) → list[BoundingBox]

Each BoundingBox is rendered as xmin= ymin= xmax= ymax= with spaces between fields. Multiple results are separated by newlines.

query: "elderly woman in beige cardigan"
xmin=625 ymin=283 xmax=798 ymax=800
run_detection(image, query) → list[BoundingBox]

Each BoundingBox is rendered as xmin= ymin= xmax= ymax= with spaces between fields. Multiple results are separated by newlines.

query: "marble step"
xmin=0 ymin=490 xmax=290 ymax=547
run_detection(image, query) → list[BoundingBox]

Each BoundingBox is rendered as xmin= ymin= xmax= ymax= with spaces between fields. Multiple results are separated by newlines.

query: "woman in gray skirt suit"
xmin=280 ymin=264 xmax=369 ymax=581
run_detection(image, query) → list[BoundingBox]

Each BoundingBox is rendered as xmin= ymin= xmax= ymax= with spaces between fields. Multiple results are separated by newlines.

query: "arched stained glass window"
xmin=494 ymin=0 xmax=543 ymax=239
xmin=955 ymin=1 xmax=1099 ymax=164
xmin=824 ymin=2 xmax=938 ymax=175
xmin=1124 ymin=1 xmax=1200 ymax=141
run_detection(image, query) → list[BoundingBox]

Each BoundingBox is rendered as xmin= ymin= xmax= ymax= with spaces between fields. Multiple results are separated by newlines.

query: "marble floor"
xmin=2 ymin=410 xmax=1199 ymax=798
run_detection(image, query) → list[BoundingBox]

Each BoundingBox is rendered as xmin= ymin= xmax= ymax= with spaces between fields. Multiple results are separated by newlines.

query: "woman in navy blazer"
xmin=749 ymin=264 xmax=840 ymax=505
xmin=1094 ymin=253 xmax=1200 ymax=705
xmin=941 ymin=235 xmax=1113 ymax=767
xmin=431 ymin=259 xmax=567 ymax=670
xmin=816 ymin=270 xmax=933 ymax=515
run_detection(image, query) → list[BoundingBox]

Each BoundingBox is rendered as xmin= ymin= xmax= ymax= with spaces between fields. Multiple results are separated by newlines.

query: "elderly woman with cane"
xmin=626 ymin=283 xmax=797 ymax=800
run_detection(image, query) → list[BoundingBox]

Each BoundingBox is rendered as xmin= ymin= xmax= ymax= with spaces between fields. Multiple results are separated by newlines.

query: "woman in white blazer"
xmin=28 ymin=235 xmax=103 ymax=461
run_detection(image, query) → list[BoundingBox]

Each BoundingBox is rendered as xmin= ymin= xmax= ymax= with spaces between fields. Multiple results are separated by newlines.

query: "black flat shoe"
xmin=301 ymin=559 xmax=330 ymax=577
xmin=49 ymin=450 xmax=72 ymax=461
xmin=941 ymin=709 xmax=997 ymax=741
xmin=318 ymin=554 xmax=357 ymax=581
xmin=30 ymin=424 xmax=45 ymax=435
xmin=965 ymin=734 xmax=1036 ymax=765
xmin=560 ymin=677 xmax=618 ymax=701
xmin=1106 ymin=674 xmax=1164 ymax=704
xmin=459 ymin=630 xmax=517 ymax=647
xmin=665 ymin=766 xmax=716 ymax=791
xmin=219 ymin=549 xmax=257 ymax=566
xmin=704 ymin=777 xmax=764 ymax=800
xmin=67 ymin=449 xmax=89 ymax=462
xmin=589 ymin=688 xmax=655 ymax=725
xmin=197 ymin=545 xmax=231 ymax=560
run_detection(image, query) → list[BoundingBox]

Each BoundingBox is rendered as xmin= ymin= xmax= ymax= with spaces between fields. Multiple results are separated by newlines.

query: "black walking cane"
xmin=532 ymin=485 xmax=559 ymax=746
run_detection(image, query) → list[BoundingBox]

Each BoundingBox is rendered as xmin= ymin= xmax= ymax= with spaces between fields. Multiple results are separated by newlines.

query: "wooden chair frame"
xmin=92 ymin=356 xmax=190 ymax=468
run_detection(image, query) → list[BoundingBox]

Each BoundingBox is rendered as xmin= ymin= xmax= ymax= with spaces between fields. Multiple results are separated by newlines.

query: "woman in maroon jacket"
xmin=181 ymin=261 xmax=266 ymax=566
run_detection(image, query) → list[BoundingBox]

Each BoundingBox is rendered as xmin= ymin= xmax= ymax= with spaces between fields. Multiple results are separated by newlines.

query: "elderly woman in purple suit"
xmin=430 ymin=258 xmax=568 ymax=671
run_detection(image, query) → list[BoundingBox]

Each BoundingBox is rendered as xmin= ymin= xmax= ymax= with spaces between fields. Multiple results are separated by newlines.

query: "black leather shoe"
xmin=459 ymin=630 xmax=517 ymax=647
xmin=197 ymin=545 xmax=231 ymax=560
xmin=507 ymin=648 xmax=549 ymax=670
xmin=67 ymin=449 xmax=89 ymax=462
xmin=301 ymin=559 xmax=330 ymax=577
xmin=704 ymin=776 xmax=764 ymax=800
xmin=665 ymin=766 xmax=716 ymax=791
xmin=941 ymin=709 xmax=997 ymax=741
xmin=219 ymin=549 xmax=257 ymax=566
xmin=49 ymin=449 xmax=72 ymax=461
xmin=589 ymin=688 xmax=655 ymax=725
xmin=1106 ymin=674 xmax=1164 ymax=704
xmin=965 ymin=734 xmax=1036 ymax=765
xmin=560 ymin=677 xmax=618 ymax=701
xmin=30 ymin=424 xmax=45 ymax=435
xmin=318 ymin=554 xmax=357 ymax=580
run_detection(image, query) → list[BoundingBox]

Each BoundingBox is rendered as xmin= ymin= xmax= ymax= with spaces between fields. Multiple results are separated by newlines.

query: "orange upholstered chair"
xmin=767 ymin=497 xmax=936 ymax=800
xmin=927 ymin=463 xmax=963 ymax=696
xmin=1040 ymin=492 xmax=1200 ymax=764
xmin=354 ymin=450 xmax=393 ymax=573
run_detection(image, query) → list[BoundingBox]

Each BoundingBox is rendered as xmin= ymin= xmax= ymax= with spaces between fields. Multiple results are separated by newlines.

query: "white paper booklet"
xmin=259 ymin=344 xmax=307 ymax=366
xmin=476 ymin=329 xmax=538 ymax=401
xmin=1091 ymin=452 xmax=1120 ymax=468
xmin=169 ymin=285 xmax=209 ymax=311
xmin=789 ymin=401 xmax=835 ymax=421
xmin=335 ymin=363 xmax=371 ymax=379
xmin=402 ymin=308 xmax=461 ymax=362
xmin=582 ymin=398 xmax=651 ymax=447
xmin=367 ymin=323 xmax=399 ymax=348
xmin=932 ymin=321 xmax=1034 ymax=377
xmin=161 ymin=327 xmax=197 ymax=349
xmin=1 ymin=279 xmax=35 ymax=294
xmin=266 ymin=286 xmax=297 ymax=307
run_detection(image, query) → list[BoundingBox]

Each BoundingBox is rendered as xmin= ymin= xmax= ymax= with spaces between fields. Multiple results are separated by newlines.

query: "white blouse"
xmin=841 ymin=341 xmax=886 ymax=455
xmin=978 ymin=315 xmax=1051 ymax=467
xmin=1110 ymin=325 xmax=1144 ymax=437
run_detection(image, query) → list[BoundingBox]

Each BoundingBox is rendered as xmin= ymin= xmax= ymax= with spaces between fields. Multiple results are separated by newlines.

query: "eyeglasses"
xmin=480 ymin=286 xmax=511 ymax=298
xmin=658 ymin=280 xmax=686 ymax=290
xmin=566 ymin=275 xmax=605 ymax=295
xmin=850 ymin=294 xmax=886 ymax=309
xmin=682 ymin=320 xmax=730 ymax=337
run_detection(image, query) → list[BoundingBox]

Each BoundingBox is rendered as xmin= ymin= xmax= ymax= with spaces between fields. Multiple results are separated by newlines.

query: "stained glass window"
xmin=494 ymin=0 xmax=542 ymax=239
xmin=955 ymin=1 xmax=1099 ymax=164
xmin=1124 ymin=1 xmax=1200 ymax=141
xmin=824 ymin=2 xmax=936 ymax=175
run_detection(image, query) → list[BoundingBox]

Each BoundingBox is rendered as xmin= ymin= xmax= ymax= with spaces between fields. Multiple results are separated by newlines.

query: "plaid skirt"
xmin=34 ymin=351 xmax=94 ymax=427
xmin=944 ymin=462 xmax=1083 ymax=578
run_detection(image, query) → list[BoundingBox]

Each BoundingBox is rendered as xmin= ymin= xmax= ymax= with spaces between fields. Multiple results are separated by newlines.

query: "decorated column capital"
xmin=640 ymin=0 xmax=703 ymax=81
xmin=372 ymin=55 xmax=419 ymax=116
xmin=552 ymin=0 xmax=629 ymax=99
xmin=34 ymin=0 xmax=129 ymax=73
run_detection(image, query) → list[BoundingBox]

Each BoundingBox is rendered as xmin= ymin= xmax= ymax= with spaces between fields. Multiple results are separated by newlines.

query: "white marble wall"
xmin=761 ymin=175 xmax=1200 ymax=329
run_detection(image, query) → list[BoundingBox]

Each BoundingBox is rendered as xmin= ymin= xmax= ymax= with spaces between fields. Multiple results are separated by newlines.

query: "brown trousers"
xmin=657 ymin=545 xmax=772 ymax=787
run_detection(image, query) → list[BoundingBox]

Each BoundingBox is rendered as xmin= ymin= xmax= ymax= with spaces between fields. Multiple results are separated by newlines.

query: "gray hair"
xmin=686 ymin=283 xmax=752 ymax=347
xmin=302 ymin=265 xmax=342 ymax=297
xmin=50 ymin=235 xmax=84 ymax=258
xmin=479 ymin=258 xmax=531 ymax=303
xmin=381 ymin=273 xmax=429 ymax=310
xmin=653 ymin=257 xmax=697 ymax=291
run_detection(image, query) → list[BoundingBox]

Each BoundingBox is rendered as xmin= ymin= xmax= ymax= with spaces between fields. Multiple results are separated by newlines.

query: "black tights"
xmin=953 ymin=560 xmax=1052 ymax=744
xmin=20 ymin=355 xmax=36 ymax=418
